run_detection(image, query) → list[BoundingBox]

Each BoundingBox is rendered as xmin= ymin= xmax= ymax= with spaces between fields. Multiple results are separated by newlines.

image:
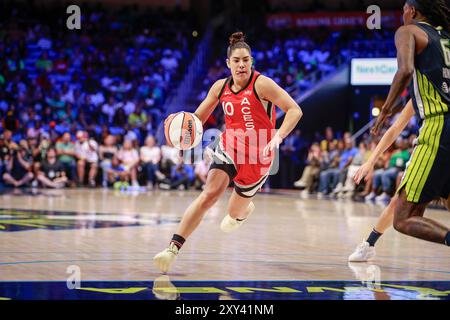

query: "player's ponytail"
xmin=227 ymin=31 xmax=252 ymax=58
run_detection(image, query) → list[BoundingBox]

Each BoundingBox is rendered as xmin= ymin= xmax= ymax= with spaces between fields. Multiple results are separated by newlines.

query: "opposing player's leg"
xmin=349 ymin=195 xmax=396 ymax=262
xmin=393 ymin=189 xmax=449 ymax=245
xmin=153 ymin=168 xmax=230 ymax=273
xmin=220 ymin=190 xmax=255 ymax=233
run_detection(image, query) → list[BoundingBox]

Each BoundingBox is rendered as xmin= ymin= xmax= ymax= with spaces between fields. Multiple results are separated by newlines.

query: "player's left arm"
xmin=372 ymin=26 xmax=415 ymax=135
xmin=255 ymin=75 xmax=303 ymax=155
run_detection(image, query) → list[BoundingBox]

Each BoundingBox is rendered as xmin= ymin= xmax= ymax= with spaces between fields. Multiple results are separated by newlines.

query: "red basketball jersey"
xmin=219 ymin=70 xmax=275 ymax=131
xmin=218 ymin=70 xmax=276 ymax=164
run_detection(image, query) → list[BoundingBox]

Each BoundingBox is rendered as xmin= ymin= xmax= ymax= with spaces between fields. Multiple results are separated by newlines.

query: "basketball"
xmin=164 ymin=112 xmax=203 ymax=150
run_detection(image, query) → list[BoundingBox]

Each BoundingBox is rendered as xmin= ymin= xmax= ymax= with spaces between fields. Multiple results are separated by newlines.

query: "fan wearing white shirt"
xmin=140 ymin=135 xmax=162 ymax=189
xmin=117 ymin=139 xmax=140 ymax=187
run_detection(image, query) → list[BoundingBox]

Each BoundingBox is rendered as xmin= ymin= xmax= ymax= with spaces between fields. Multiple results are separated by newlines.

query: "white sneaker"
xmin=365 ymin=192 xmax=376 ymax=201
xmin=294 ymin=180 xmax=306 ymax=188
xmin=220 ymin=201 xmax=255 ymax=233
xmin=317 ymin=192 xmax=325 ymax=199
xmin=132 ymin=181 xmax=140 ymax=187
xmin=155 ymin=171 xmax=166 ymax=181
xmin=31 ymin=180 xmax=38 ymax=188
xmin=375 ymin=192 xmax=390 ymax=203
xmin=300 ymin=189 xmax=309 ymax=199
xmin=342 ymin=191 xmax=353 ymax=199
xmin=348 ymin=241 xmax=376 ymax=262
xmin=153 ymin=243 xmax=179 ymax=273
xmin=159 ymin=183 xmax=171 ymax=190
xmin=333 ymin=183 xmax=343 ymax=194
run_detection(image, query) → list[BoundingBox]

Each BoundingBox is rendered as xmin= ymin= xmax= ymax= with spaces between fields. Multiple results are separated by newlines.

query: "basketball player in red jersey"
xmin=154 ymin=32 xmax=303 ymax=273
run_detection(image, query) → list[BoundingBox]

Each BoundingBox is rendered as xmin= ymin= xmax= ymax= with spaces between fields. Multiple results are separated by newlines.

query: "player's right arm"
xmin=193 ymin=79 xmax=227 ymax=124
xmin=354 ymin=99 xmax=415 ymax=184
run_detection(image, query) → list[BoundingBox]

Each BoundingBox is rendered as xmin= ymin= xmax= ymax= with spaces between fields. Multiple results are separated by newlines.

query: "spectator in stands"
xmin=102 ymin=96 xmax=118 ymax=124
xmin=35 ymin=52 xmax=53 ymax=72
xmin=320 ymin=126 xmax=337 ymax=152
xmin=112 ymin=107 xmax=127 ymax=128
xmin=160 ymin=142 xmax=180 ymax=177
xmin=3 ymin=130 xmax=17 ymax=150
xmin=373 ymin=138 xmax=411 ymax=202
xmin=330 ymin=137 xmax=358 ymax=196
xmin=106 ymin=154 xmax=130 ymax=189
xmin=36 ymin=132 xmax=51 ymax=172
xmin=159 ymin=158 xmax=195 ymax=191
xmin=55 ymin=132 xmax=77 ymax=185
xmin=335 ymin=141 xmax=368 ymax=198
xmin=140 ymin=135 xmax=161 ymax=189
xmin=75 ymin=131 xmax=99 ymax=187
xmin=294 ymin=142 xmax=322 ymax=197
xmin=37 ymin=147 xmax=68 ymax=188
xmin=3 ymin=107 xmax=19 ymax=133
xmin=317 ymin=140 xmax=342 ymax=197
xmin=2 ymin=145 xmax=34 ymax=188
xmin=99 ymin=135 xmax=118 ymax=188
xmin=0 ymin=134 xmax=10 ymax=180
xmin=116 ymin=139 xmax=140 ymax=187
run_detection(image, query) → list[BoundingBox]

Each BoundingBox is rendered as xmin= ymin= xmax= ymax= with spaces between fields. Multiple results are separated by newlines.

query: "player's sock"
xmin=445 ymin=232 xmax=450 ymax=246
xmin=170 ymin=234 xmax=186 ymax=250
xmin=366 ymin=228 xmax=383 ymax=247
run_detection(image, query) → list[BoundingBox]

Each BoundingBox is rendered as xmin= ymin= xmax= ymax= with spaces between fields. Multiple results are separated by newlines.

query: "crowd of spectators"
xmin=290 ymin=115 xmax=418 ymax=203
xmin=0 ymin=3 xmax=204 ymax=191
xmin=1 ymin=2 xmax=195 ymax=146
xmin=0 ymin=3 xmax=408 ymax=202
xmin=202 ymin=25 xmax=396 ymax=98
xmin=0 ymin=128 xmax=212 ymax=191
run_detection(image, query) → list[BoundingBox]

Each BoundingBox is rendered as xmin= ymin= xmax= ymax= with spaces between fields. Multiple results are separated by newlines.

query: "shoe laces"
xmin=167 ymin=243 xmax=179 ymax=255
xmin=356 ymin=241 xmax=369 ymax=253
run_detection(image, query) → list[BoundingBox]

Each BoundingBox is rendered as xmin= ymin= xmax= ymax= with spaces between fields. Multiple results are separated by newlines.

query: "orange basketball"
xmin=164 ymin=112 xmax=203 ymax=150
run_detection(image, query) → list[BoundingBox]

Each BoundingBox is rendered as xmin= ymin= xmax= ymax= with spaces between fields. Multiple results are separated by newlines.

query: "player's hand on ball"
xmin=354 ymin=162 xmax=374 ymax=185
xmin=263 ymin=133 xmax=283 ymax=158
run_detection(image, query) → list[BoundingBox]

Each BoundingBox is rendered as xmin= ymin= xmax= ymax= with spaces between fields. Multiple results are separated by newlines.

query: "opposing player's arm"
xmin=369 ymin=99 xmax=415 ymax=165
xmin=372 ymin=26 xmax=415 ymax=135
xmin=193 ymin=79 xmax=227 ymax=125
xmin=255 ymin=75 xmax=303 ymax=140
xmin=355 ymin=99 xmax=415 ymax=184
xmin=386 ymin=26 xmax=416 ymax=110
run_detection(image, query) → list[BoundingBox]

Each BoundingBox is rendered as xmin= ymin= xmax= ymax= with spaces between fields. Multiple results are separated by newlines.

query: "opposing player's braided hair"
xmin=406 ymin=0 xmax=450 ymax=31
xmin=227 ymin=32 xmax=252 ymax=58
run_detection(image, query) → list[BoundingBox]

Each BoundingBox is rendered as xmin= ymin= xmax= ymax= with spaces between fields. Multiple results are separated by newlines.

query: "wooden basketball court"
xmin=1 ymin=188 xmax=449 ymax=300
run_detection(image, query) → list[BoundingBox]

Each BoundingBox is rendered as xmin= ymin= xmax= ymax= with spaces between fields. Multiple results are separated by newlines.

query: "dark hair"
xmin=47 ymin=147 xmax=57 ymax=154
xmin=227 ymin=32 xmax=252 ymax=58
xmin=406 ymin=0 xmax=450 ymax=31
